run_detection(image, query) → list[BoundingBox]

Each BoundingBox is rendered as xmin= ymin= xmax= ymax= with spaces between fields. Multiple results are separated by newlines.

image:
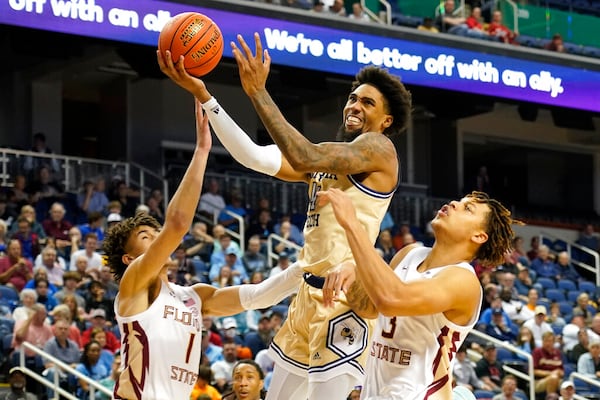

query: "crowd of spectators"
xmin=451 ymin=227 xmax=600 ymax=399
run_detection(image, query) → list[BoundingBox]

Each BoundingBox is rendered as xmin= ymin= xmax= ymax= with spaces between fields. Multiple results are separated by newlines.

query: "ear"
xmin=472 ymin=230 xmax=488 ymax=245
xmin=382 ymin=115 xmax=393 ymax=129
xmin=121 ymin=254 xmax=133 ymax=265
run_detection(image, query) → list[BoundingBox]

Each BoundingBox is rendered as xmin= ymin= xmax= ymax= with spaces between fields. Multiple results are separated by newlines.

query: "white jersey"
xmin=114 ymin=281 xmax=202 ymax=400
xmin=362 ymin=247 xmax=482 ymax=400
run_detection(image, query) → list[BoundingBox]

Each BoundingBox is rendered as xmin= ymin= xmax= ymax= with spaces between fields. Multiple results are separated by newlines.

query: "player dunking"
xmin=321 ymin=189 xmax=516 ymax=399
xmin=105 ymin=100 xmax=303 ymax=399
xmin=158 ymin=32 xmax=412 ymax=399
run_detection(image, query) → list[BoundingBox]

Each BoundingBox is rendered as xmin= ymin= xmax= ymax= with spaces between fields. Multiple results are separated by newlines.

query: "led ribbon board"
xmin=2 ymin=0 xmax=600 ymax=112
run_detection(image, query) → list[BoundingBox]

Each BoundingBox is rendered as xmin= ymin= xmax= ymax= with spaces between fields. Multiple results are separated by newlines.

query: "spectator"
xmin=4 ymin=367 xmax=37 ymax=400
xmin=545 ymin=33 xmax=565 ymax=53
xmin=110 ymin=180 xmax=139 ymax=218
xmin=555 ymin=251 xmax=581 ymax=282
xmin=211 ymin=340 xmax=239 ymax=393
xmin=65 ymin=226 xmax=83 ymax=264
xmin=96 ymin=352 xmax=121 ymax=400
xmin=211 ymin=232 xmax=242 ymax=263
xmin=97 ymin=265 xmax=118 ymax=301
xmin=42 ymin=318 xmax=81 ymax=399
xmin=523 ymin=305 xmax=554 ymax=348
xmin=54 ymin=271 xmax=86 ymax=309
xmin=77 ymin=213 xmax=105 ymax=246
xmin=9 ymin=205 xmax=46 ymax=239
xmin=24 ymin=268 xmax=58 ymax=297
xmin=375 ymin=229 xmax=396 ymax=264
xmin=577 ymin=224 xmax=599 ymax=251
xmin=244 ymin=313 xmax=275 ymax=359
xmin=530 ymin=245 xmax=560 ymax=280
xmin=11 ymin=303 xmax=54 ymax=389
xmin=81 ymin=309 xmax=120 ymax=353
xmin=242 ymin=235 xmax=269 ymax=276
xmin=198 ymin=178 xmax=226 ymax=220
xmin=218 ymin=191 xmax=247 ymax=233
xmin=41 ymin=202 xmax=72 ymax=246
xmin=27 ymin=165 xmax=64 ymax=205
xmin=485 ymin=307 xmax=517 ymax=342
xmin=0 ymin=239 xmax=34 ymax=292
xmin=272 ymin=220 xmax=301 ymax=260
xmin=246 ymin=209 xmax=275 ymax=252
xmin=475 ymin=342 xmax=504 ymax=391
xmin=201 ymin=327 xmax=224 ymax=365
xmin=269 ymin=251 xmax=291 ymax=277
xmin=466 ymin=6 xmax=485 ymax=32
xmin=210 ymin=248 xmax=249 ymax=286
xmin=49 ymin=303 xmax=82 ymax=347
xmin=492 ymin=374 xmax=520 ymax=400
xmin=328 ymin=0 xmax=346 ymax=16
xmin=84 ymin=280 xmax=116 ymax=326
xmin=105 ymin=213 xmax=122 ymax=231
xmin=562 ymin=311 xmax=590 ymax=362
xmin=546 ymin=302 xmax=566 ymax=329
xmin=75 ymin=340 xmax=109 ymax=400
xmin=33 ymin=277 xmax=58 ymax=313
xmin=348 ymin=2 xmax=370 ymax=22
xmin=572 ymin=292 xmax=594 ymax=326
xmin=69 ymin=233 xmax=103 ymax=272
xmin=435 ymin=0 xmax=466 ymax=33
xmin=34 ymin=246 xmax=65 ymax=288
xmin=11 ymin=216 xmax=41 ymax=262
xmin=190 ymin=365 xmax=222 ymax=400
xmin=576 ymin=338 xmax=600 ymax=379
xmin=171 ymin=244 xmax=199 ymax=286
xmin=310 ymin=0 xmax=325 ymax=13
xmin=90 ymin=327 xmax=115 ymax=374
xmin=488 ymin=10 xmax=517 ymax=44
xmin=417 ymin=17 xmax=440 ymax=33
xmin=0 ymin=197 xmax=17 ymax=237
xmin=453 ymin=345 xmax=491 ymax=391
xmin=532 ymin=332 xmax=564 ymax=396
xmin=77 ymin=177 xmax=109 ymax=215
xmin=558 ymin=380 xmax=576 ymax=400
xmin=12 ymin=288 xmax=38 ymax=322
xmin=23 ymin=132 xmax=61 ymax=176
xmin=183 ymin=221 xmax=214 ymax=265
xmin=7 ymin=175 xmax=30 ymax=215
xmin=515 ymin=326 xmax=536 ymax=362
xmin=528 ymin=236 xmax=540 ymax=262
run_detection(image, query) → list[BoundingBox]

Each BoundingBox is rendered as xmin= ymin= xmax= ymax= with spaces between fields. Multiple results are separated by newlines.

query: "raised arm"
xmin=118 ymin=100 xmax=211 ymax=312
xmin=157 ymin=50 xmax=305 ymax=183
xmin=231 ymin=33 xmax=397 ymax=178
xmin=317 ymin=188 xmax=480 ymax=322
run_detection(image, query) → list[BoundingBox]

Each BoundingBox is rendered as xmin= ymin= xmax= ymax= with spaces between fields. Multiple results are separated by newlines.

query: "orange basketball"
xmin=158 ymin=12 xmax=224 ymax=77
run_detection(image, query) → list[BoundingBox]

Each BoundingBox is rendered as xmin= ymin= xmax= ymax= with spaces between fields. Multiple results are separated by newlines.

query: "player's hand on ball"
xmin=157 ymin=50 xmax=211 ymax=103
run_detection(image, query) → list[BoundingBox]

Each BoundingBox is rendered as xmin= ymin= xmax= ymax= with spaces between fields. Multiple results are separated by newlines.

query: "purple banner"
xmin=1 ymin=0 xmax=599 ymax=112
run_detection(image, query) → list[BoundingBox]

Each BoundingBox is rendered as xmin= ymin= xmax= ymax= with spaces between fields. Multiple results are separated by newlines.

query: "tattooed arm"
xmin=346 ymin=280 xmax=379 ymax=319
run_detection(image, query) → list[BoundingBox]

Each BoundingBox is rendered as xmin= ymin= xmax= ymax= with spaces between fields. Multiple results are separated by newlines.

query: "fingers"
xmin=237 ymin=34 xmax=255 ymax=60
xmin=253 ymin=32 xmax=263 ymax=61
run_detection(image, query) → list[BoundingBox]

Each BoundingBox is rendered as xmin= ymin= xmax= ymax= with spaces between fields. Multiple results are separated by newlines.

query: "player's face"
xmin=431 ymin=197 xmax=490 ymax=240
xmin=125 ymin=225 xmax=160 ymax=259
xmin=337 ymin=84 xmax=392 ymax=142
xmin=232 ymin=364 xmax=263 ymax=400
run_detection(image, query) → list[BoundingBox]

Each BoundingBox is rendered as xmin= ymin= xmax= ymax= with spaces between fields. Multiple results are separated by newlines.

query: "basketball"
xmin=158 ymin=12 xmax=224 ymax=77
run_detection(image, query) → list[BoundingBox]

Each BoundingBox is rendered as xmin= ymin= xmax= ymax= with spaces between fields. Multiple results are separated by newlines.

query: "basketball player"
xmin=320 ymin=188 xmax=516 ymax=399
xmin=157 ymin=32 xmax=412 ymax=399
xmin=105 ymin=100 xmax=303 ymax=399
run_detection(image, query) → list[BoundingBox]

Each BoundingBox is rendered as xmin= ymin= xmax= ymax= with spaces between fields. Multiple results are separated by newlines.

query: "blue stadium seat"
xmin=545 ymin=288 xmax=566 ymax=302
xmin=558 ymin=301 xmax=574 ymax=317
xmin=0 ymin=285 xmax=19 ymax=311
xmin=567 ymin=290 xmax=582 ymax=303
xmin=474 ymin=389 xmax=496 ymax=399
xmin=579 ymin=280 xmax=597 ymax=295
xmin=557 ymin=279 xmax=577 ymax=292
xmin=536 ymin=277 xmax=557 ymax=290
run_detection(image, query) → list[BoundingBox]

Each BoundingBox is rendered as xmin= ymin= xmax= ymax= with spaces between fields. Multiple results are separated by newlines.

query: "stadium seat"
xmin=579 ymin=280 xmax=597 ymax=295
xmin=545 ymin=288 xmax=566 ymax=302
xmin=558 ymin=301 xmax=574 ymax=317
xmin=568 ymin=290 xmax=582 ymax=303
xmin=0 ymin=285 xmax=19 ymax=311
xmin=557 ymin=279 xmax=577 ymax=292
xmin=496 ymin=347 xmax=520 ymax=363
xmin=536 ymin=277 xmax=557 ymax=291
xmin=474 ymin=389 xmax=495 ymax=399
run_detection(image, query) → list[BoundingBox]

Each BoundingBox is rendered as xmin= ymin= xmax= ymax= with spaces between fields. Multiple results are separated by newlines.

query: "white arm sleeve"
xmin=239 ymin=262 xmax=303 ymax=310
xmin=202 ymin=97 xmax=282 ymax=176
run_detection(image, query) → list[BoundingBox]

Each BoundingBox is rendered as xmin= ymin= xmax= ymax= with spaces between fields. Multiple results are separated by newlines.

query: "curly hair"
xmin=466 ymin=191 xmax=521 ymax=266
xmin=102 ymin=212 xmax=161 ymax=283
xmin=351 ymin=66 xmax=412 ymax=137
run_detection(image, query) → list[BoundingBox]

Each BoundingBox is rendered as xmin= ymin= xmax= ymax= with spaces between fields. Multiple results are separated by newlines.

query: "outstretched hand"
xmin=195 ymin=98 xmax=212 ymax=152
xmin=316 ymin=188 xmax=357 ymax=230
xmin=322 ymin=261 xmax=357 ymax=308
xmin=231 ymin=32 xmax=271 ymax=97
xmin=156 ymin=50 xmax=211 ymax=103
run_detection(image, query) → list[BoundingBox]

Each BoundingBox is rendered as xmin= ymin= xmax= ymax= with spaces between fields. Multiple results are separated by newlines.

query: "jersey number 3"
xmin=381 ymin=317 xmax=396 ymax=338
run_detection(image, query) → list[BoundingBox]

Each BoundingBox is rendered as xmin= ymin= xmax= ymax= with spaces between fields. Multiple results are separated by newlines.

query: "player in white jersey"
xmin=158 ymin=33 xmax=411 ymax=400
xmin=104 ymin=101 xmax=303 ymax=400
xmin=320 ymin=189 xmax=517 ymax=400
xmin=158 ymin=32 xmax=412 ymax=399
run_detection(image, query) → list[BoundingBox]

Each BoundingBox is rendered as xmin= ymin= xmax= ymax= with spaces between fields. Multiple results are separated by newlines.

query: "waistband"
xmin=303 ymin=272 xmax=325 ymax=289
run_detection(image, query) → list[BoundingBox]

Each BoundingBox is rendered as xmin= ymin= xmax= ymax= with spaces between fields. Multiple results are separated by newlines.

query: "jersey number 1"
xmin=185 ymin=333 xmax=196 ymax=364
